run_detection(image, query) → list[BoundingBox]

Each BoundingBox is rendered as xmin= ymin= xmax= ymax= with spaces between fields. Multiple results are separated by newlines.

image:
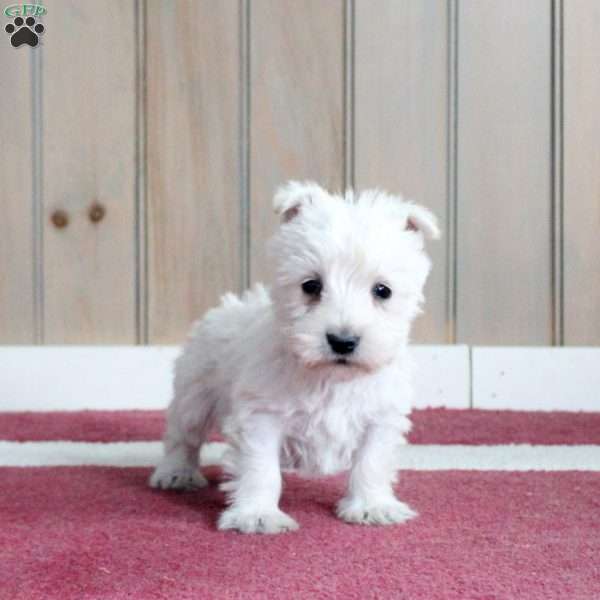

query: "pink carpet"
xmin=3 ymin=408 xmax=600 ymax=444
xmin=2 ymin=409 xmax=600 ymax=599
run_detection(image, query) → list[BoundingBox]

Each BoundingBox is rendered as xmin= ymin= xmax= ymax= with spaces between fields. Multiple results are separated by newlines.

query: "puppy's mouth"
xmin=305 ymin=357 xmax=358 ymax=369
xmin=331 ymin=356 xmax=366 ymax=370
xmin=331 ymin=356 xmax=378 ymax=375
xmin=300 ymin=353 xmax=372 ymax=374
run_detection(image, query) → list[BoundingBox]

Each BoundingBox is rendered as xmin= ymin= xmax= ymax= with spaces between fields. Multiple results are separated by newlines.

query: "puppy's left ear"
xmin=273 ymin=181 xmax=327 ymax=223
xmin=404 ymin=204 xmax=441 ymax=240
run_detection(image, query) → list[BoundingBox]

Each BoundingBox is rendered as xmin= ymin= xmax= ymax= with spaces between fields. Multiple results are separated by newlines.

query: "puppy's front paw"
xmin=336 ymin=496 xmax=417 ymax=526
xmin=217 ymin=508 xmax=299 ymax=534
xmin=149 ymin=465 xmax=208 ymax=491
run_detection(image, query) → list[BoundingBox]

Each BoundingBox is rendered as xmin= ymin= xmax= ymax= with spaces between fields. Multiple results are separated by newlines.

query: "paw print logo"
xmin=5 ymin=16 xmax=44 ymax=47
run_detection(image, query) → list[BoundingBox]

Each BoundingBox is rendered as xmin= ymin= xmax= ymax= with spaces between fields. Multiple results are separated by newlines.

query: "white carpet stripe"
xmin=1 ymin=441 xmax=600 ymax=470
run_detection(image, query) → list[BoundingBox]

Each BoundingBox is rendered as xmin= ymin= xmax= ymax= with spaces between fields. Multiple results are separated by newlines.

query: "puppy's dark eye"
xmin=372 ymin=283 xmax=392 ymax=300
xmin=302 ymin=278 xmax=322 ymax=297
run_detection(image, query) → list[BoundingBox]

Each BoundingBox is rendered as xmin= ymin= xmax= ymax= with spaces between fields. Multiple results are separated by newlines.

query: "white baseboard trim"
xmin=411 ymin=345 xmax=470 ymax=408
xmin=472 ymin=347 xmax=600 ymax=411
xmin=0 ymin=345 xmax=598 ymax=412
xmin=0 ymin=346 xmax=179 ymax=412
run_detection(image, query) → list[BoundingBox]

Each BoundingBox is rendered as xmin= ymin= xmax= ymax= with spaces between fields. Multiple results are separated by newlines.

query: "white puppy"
xmin=150 ymin=181 xmax=439 ymax=534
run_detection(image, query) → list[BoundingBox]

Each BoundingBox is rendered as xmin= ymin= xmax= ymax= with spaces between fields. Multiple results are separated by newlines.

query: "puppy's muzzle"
xmin=326 ymin=333 xmax=360 ymax=355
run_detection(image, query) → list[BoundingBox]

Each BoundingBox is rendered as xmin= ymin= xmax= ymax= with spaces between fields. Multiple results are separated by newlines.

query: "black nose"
xmin=326 ymin=333 xmax=360 ymax=355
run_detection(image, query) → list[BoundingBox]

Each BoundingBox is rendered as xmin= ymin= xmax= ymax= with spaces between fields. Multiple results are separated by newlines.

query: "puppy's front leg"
xmin=337 ymin=424 xmax=416 ymax=526
xmin=218 ymin=413 xmax=298 ymax=534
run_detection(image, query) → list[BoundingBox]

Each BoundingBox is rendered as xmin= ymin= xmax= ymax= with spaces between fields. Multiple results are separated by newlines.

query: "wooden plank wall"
xmin=249 ymin=0 xmax=344 ymax=285
xmin=563 ymin=0 xmax=600 ymax=345
xmin=354 ymin=0 xmax=448 ymax=343
xmin=1 ymin=0 xmax=599 ymax=347
xmin=146 ymin=1 xmax=241 ymax=344
xmin=0 ymin=27 xmax=34 ymax=343
xmin=43 ymin=0 xmax=137 ymax=343
xmin=455 ymin=0 xmax=553 ymax=345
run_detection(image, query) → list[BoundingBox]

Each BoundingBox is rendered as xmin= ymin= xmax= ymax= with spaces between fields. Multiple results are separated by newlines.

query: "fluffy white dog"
xmin=150 ymin=181 xmax=439 ymax=534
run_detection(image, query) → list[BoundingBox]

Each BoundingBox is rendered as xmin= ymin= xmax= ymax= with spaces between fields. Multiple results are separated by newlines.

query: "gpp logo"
xmin=4 ymin=4 xmax=46 ymax=17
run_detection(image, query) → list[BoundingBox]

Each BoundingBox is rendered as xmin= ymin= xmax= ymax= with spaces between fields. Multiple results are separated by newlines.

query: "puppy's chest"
xmin=280 ymin=400 xmax=364 ymax=476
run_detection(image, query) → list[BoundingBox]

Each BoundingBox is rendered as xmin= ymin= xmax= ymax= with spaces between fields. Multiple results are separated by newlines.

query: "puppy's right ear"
xmin=273 ymin=181 xmax=326 ymax=223
xmin=404 ymin=203 xmax=441 ymax=240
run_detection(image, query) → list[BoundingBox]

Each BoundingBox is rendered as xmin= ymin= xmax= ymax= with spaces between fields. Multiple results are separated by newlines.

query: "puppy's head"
xmin=269 ymin=181 xmax=439 ymax=378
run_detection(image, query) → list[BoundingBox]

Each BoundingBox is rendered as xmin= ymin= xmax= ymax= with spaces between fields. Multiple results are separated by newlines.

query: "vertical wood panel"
xmin=563 ymin=0 xmax=600 ymax=345
xmin=0 ymin=36 xmax=34 ymax=343
xmin=354 ymin=0 xmax=448 ymax=343
xmin=4 ymin=2 xmax=597 ymax=348
xmin=250 ymin=0 xmax=344 ymax=283
xmin=42 ymin=0 xmax=136 ymax=343
xmin=456 ymin=0 xmax=552 ymax=345
xmin=147 ymin=0 xmax=241 ymax=343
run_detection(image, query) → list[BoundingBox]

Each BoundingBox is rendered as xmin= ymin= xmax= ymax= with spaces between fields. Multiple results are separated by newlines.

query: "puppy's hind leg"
xmin=149 ymin=382 xmax=216 ymax=491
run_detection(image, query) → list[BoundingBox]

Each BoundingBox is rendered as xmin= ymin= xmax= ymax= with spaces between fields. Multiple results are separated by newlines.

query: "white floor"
xmin=2 ymin=440 xmax=600 ymax=471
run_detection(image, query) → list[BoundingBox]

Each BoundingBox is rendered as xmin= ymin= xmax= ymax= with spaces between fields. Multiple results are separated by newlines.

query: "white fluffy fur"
xmin=150 ymin=181 xmax=439 ymax=534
